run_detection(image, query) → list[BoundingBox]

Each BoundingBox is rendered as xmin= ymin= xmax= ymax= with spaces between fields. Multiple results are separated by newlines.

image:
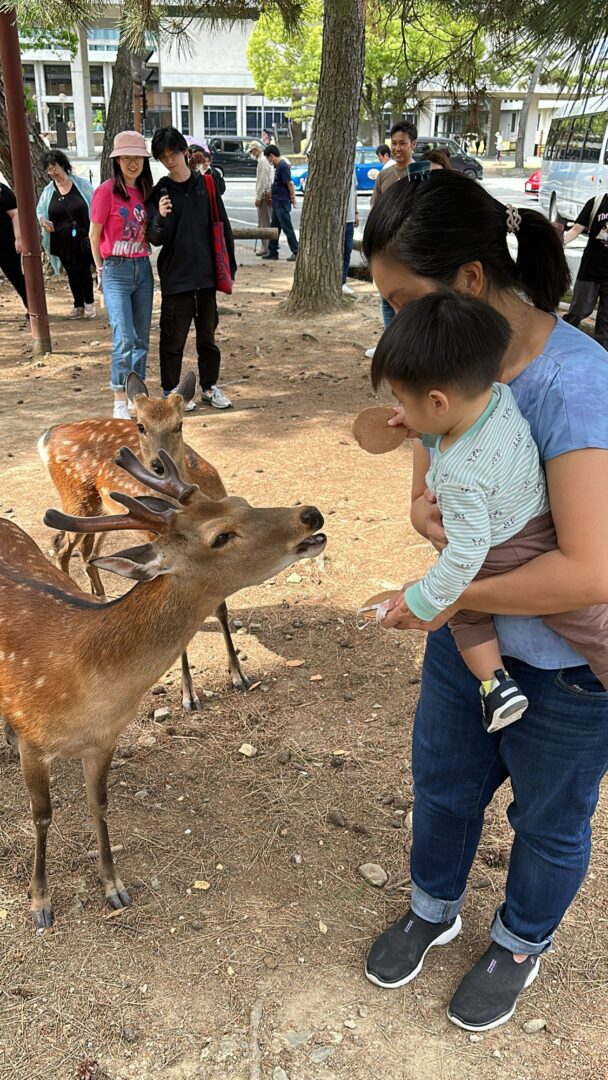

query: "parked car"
xmin=291 ymin=136 xmax=483 ymax=195
xmin=207 ymin=137 xmax=258 ymax=178
xmin=525 ymin=169 xmax=541 ymax=195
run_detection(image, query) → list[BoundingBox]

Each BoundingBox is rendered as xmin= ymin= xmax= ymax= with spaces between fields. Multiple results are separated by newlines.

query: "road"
xmin=223 ymin=175 xmax=584 ymax=280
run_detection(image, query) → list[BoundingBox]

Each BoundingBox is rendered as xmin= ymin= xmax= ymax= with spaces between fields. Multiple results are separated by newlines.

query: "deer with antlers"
xmin=0 ymin=448 xmax=326 ymax=928
xmin=38 ymin=372 xmax=247 ymax=710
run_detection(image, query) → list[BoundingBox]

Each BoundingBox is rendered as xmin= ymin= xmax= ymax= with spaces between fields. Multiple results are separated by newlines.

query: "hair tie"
xmin=505 ymin=204 xmax=521 ymax=234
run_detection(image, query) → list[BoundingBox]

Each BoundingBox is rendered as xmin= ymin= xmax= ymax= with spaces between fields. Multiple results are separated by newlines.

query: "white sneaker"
xmin=84 ymin=302 xmax=96 ymax=319
xmin=68 ymin=307 xmax=85 ymax=319
xmin=365 ymin=346 xmax=376 ymax=359
xmin=342 ymin=283 xmax=355 ymax=296
xmin=113 ymin=401 xmax=132 ymax=420
xmin=201 ymin=385 xmax=232 ymax=409
xmin=184 ymin=398 xmax=197 ymax=411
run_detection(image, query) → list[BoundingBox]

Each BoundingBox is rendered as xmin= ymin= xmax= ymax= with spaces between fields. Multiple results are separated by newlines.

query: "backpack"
xmin=590 ymin=190 xmax=606 ymax=227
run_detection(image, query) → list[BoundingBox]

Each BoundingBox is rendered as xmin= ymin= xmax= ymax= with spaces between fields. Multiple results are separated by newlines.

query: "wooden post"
xmin=0 ymin=9 xmax=52 ymax=354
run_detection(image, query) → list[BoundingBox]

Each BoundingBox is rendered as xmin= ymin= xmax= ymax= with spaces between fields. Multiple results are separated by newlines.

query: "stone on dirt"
xmin=359 ymin=863 xmax=388 ymax=887
xmin=523 ymin=1018 xmax=547 ymax=1034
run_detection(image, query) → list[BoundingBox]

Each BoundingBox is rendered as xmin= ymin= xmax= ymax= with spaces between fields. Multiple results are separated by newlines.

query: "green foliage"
xmin=247 ymin=0 xmax=322 ymax=120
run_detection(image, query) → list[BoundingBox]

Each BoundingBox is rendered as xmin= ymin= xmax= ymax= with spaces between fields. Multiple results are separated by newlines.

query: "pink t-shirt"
xmin=90 ymin=179 xmax=150 ymax=259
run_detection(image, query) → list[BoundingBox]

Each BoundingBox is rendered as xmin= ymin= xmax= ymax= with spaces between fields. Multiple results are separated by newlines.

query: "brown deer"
xmin=0 ymin=447 xmax=326 ymax=928
xmin=38 ymin=372 xmax=247 ymax=710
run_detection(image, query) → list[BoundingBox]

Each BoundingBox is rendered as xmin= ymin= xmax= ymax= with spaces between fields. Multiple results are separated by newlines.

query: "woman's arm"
xmin=7 ymin=208 xmax=22 ymax=253
xmin=89 ymin=221 xmax=103 ymax=290
xmin=461 ymin=448 xmax=608 ymax=614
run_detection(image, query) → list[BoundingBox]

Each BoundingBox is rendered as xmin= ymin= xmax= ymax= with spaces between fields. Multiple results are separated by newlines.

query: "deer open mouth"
xmin=295 ymin=532 xmax=327 ymax=556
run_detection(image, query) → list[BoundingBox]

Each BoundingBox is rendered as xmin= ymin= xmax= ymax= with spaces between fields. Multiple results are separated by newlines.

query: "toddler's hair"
xmin=371 ymin=291 xmax=512 ymax=398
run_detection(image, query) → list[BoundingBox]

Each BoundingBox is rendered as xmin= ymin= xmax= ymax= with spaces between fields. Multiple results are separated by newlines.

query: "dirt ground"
xmin=0 ymin=257 xmax=607 ymax=1080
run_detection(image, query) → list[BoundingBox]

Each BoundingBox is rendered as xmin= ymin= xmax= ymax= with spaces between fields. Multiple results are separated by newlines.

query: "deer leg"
xmin=80 ymin=533 xmax=107 ymax=598
xmin=53 ymin=530 xmax=79 ymax=578
xmin=82 ymin=747 xmax=131 ymax=910
xmin=215 ymin=602 xmax=251 ymax=690
xmin=181 ymin=650 xmax=202 ymax=712
xmin=19 ymin=742 xmax=53 ymax=929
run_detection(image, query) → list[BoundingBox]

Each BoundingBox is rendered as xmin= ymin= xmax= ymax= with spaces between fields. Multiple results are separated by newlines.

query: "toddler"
xmin=373 ymin=291 xmax=608 ymax=732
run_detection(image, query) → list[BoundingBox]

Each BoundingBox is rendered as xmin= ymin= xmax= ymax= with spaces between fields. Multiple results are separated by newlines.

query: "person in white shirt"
xmin=248 ymin=141 xmax=274 ymax=256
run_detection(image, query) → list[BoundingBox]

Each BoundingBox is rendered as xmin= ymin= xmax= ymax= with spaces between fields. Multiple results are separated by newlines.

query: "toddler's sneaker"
xmin=201 ymin=385 xmax=232 ymax=409
xmin=481 ymin=669 xmax=528 ymax=733
xmin=68 ymin=307 xmax=85 ymax=319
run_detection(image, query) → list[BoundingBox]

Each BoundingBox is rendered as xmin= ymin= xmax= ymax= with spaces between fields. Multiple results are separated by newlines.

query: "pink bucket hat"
xmin=110 ymin=130 xmax=150 ymax=158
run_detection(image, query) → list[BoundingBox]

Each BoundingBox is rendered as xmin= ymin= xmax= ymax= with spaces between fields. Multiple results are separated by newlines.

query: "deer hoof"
xmin=232 ymin=674 xmax=252 ymax=692
xmin=107 ymin=887 xmax=131 ymax=910
xmin=182 ymin=695 xmax=202 ymax=713
xmin=32 ymin=905 xmax=54 ymax=929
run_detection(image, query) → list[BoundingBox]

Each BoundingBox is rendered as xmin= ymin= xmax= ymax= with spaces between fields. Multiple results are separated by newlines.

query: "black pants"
xmin=159 ymin=287 xmax=220 ymax=393
xmin=563 ymin=277 xmax=608 ymax=352
xmin=0 ymin=244 xmax=27 ymax=307
xmin=61 ymin=251 xmax=94 ymax=308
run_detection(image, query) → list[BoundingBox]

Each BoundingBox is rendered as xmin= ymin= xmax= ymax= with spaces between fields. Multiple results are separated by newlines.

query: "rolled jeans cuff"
xmin=490 ymin=904 xmax=553 ymax=956
xmin=410 ymin=880 xmax=466 ymax=924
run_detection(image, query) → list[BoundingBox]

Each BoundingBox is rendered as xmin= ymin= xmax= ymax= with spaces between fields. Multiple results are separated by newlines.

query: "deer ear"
xmin=126 ymin=372 xmax=149 ymax=407
xmin=174 ymin=371 xmax=196 ymax=403
xmin=90 ymin=543 xmax=171 ymax=582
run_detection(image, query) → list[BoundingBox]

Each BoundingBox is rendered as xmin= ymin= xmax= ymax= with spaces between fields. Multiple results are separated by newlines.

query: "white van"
xmin=539 ymin=96 xmax=608 ymax=224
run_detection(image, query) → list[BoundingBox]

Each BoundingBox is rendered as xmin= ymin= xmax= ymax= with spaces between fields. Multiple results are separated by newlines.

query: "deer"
xmin=0 ymin=447 xmax=326 ymax=929
xmin=37 ymin=371 xmax=247 ymax=711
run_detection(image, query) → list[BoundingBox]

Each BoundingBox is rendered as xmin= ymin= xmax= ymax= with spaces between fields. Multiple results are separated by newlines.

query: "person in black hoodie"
xmin=149 ymin=127 xmax=236 ymax=409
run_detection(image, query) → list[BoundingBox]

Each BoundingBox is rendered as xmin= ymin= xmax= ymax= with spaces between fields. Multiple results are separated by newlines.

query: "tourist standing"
xmin=342 ymin=169 xmax=359 ymax=296
xmin=37 ymin=150 xmax=95 ymax=319
xmin=248 ymin=141 xmax=274 ymax=256
xmin=89 ymin=131 xmax=154 ymax=419
xmin=261 ymin=144 xmax=298 ymax=262
xmin=0 ymin=182 xmax=27 ymax=310
xmin=563 ymin=191 xmax=608 ymax=351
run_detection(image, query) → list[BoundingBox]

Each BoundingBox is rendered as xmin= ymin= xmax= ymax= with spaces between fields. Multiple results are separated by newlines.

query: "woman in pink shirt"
xmin=90 ymin=131 xmax=154 ymax=419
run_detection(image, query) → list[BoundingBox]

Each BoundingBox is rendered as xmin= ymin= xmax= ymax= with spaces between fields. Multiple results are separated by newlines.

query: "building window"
xmin=181 ymin=104 xmax=190 ymax=136
xmin=510 ymin=111 xmax=517 ymax=133
xmin=246 ymin=106 xmax=262 ymax=137
xmin=44 ymin=65 xmax=73 ymax=96
xmin=89 ymin=65 xmax=104 ymax=98
xmin=87 ymin=28 xmax=120 ymax=52
xmin=203 ymin=105 xmax=238 ymax=136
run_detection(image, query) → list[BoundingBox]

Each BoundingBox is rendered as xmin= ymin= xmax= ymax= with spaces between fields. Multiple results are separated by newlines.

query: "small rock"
xmin=151 ymin=685 xmax=167 ymax=696
xmin=404 ymin=811 xmax=413 ymax=830
xmin=309 ymin=1046 xmax=334 ymax=1064
xmin=150 ymin=877 xmax=161 ymax=891
xmin=277 ymin=749 xmax=291 ymax=764
xmin=273 ymin=1069 xmax=289 ymax=1080
xmin=343 ymin=1018 xmax=357 ymax=1029
xmin=357 ymin=1004 xmax=368 ymax=1018
xmin=492 ymin=1050 xmax=502 ymax=1059
xmin=359 ymin=863 xmax=388 ymax=888
xmin=238 ymin=742 xmax=258 ymax=758
xmin=263 ymin=955 xmax=278 ymax=969
xmin=233 ymin=619 xmax=244 ymax=629
xmin=153 ymin=707 xmax=171 ymax=722
xmin=283 ymin=1029 xmax=314 ymax=1048
xmin=121 ymin=1027 xmax=138 ymax=1044
xmin=291 ymin=853 xmax=303 ymax=866
xmin=522 ymin=1018 xmax=547 ymax=1034
xmin=134 ymin=789 xmax=148 ymax=800
xmin=343 ymin=692 xmax=355 ymax=702
xmin=327 ymin=809 xmax=346 ymax=828
xmin=469 ymin=1034 xmax=482 ymax=1043
xmin=286 ymin=572 xmax=302 ymax=584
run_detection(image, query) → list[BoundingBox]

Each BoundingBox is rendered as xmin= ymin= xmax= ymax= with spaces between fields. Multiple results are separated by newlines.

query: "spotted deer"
xmin=0 ymin=447 xmax=326 ymax=928
xmin=38 ymin=372 xmax=246 ymax=710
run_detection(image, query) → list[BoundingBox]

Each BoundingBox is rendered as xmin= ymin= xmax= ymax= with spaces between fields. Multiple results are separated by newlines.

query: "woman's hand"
xmin=158 ymin=195 xmax=172 ymax=218
xmin=14 ymin=235 xmax=22 ymax=254
xmin=41 ymin=219 xmax=54 ymax=233
xmin=386 ymin=405 xmax=421 ymax=439
xmin=422 ymin=489 xmax=447 ymax=551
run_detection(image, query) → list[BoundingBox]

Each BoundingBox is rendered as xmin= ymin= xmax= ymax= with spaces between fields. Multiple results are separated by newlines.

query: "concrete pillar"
xmin=238 ymin=95 xmax=247 ymax=136
xmin=34 ymin=60 xmax=46 ymax=129
xmin=103 ymin=61 xmax=113 ymax=106
xmin=488 ymin=96 xmax=502 ymax=144
xmin=190 ymin=88 xmax=205 ymax=139
xmin=524 ymin=96 xmax=541 ymax=159
xmin=72 ymin=26 xmax=95 ymax=156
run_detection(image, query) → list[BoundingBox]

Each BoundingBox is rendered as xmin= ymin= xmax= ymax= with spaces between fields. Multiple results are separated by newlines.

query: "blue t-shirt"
xmin=272 ymin=159 xmax=292 ymax=206
xmin=494 ymin=316 xmax=608 ymax=668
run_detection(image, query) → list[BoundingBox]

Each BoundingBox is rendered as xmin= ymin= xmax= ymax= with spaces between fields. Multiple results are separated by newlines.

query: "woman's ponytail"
xmin=514 ymin=208 xmax=571 ymax=311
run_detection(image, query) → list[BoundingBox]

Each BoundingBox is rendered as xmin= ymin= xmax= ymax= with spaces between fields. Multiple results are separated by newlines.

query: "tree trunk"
xmin=100 ymin=35 xmax=134 ymax=182
xmin=515 ymin=50 xmax=547 ymax=169
xmin=0 ymin=69 xmax=48 ymax=198
xmin=285 ymin=0 xmax=366 ymax=314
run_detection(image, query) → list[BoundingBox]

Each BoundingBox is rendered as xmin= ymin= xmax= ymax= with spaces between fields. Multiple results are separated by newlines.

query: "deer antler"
xmin=44 ymin=492 xmax=177 ymax=536
xmin=115 ymin=447 xmax=198 ymax=504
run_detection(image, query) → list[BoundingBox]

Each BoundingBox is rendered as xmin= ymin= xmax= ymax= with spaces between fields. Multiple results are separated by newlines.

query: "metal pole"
xmin=0 ymin=9 xmax=52 ymax=354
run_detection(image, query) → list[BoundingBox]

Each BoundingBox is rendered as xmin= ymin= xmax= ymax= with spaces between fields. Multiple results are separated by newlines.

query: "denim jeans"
xmin=381 ymin=295 xmax=394 ymax=329
xmin=343 ymin=221 xmax=355 ymax=284
xmin=269 ymin=203 xmax=298 ymax=256
xmin=410 ymin=626 xmax=608 ymax=955
xmin=102 ymin=256 xmax=154 ymax=390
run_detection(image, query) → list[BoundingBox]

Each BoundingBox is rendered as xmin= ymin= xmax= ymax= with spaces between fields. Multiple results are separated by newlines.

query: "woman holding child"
xmin=361 ymin=170 xmax=608 ymax=1031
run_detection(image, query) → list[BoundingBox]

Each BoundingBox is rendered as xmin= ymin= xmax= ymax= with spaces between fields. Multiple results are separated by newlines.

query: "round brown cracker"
xmin=357 ymin=589 xmax=400 ymax=621
xmin=352 ymin=406 xmax=409 ymax=454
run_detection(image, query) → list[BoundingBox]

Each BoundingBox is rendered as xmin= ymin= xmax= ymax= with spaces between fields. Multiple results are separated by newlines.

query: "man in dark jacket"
xmin=150 ymin=127 xmax=236 ymax=409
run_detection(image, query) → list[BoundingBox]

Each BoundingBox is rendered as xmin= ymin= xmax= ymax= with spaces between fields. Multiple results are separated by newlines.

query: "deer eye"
xmin=136 ymin=423 xmax=145 ymax=434
xmin=211 ymin=531 xmax=235 ymax=549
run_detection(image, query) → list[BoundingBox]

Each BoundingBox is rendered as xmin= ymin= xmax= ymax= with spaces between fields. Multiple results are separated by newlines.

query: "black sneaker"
xmin=261 ymin=253 xmax=278 ymax=260
xmin=365 ymin=908 xmax=462 ymax=989
xmin=287 ymin=253 xmax=297 ymax=261
xmin=481 ymin=669 xmax=528 ymax=733
xmin=447 ymin=943 xmax=539 ymax=1031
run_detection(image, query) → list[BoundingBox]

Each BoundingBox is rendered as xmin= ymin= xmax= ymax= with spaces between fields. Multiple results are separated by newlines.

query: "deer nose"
xmin=300 ymin=507 xmax=324 ymax=531
xmin=151 ymin=457 xmax=164 ymax=475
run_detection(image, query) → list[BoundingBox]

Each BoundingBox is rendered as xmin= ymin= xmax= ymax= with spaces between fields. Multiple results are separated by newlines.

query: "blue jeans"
xmin=410 ymin=627 xmax=608 ymax=955
xmin=269 ymin=203 xmax=298 ymax=256
xmin=102 ymin=256 xmax=154 ymax=390
xmin=381 ymin=295 xmax=394 ymax=329
xmin=343 ymin=221 xmax=355 ymax=284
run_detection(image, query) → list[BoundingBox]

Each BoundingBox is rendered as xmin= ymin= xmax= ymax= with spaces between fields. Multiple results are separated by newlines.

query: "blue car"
xmin=291 ymin=146 xmax=383 ymax=194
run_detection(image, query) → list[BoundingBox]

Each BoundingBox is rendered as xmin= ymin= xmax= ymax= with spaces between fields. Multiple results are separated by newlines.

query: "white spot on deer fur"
xmin=22 ymin=659 xmax=29 ymax=667
xmin=35 ymin=677 xmax=46 ymax=688
xmin=14 ymin=710 xmax=23 ymax=719
xmin=0 ymin=651 xmax=5 ymax=660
